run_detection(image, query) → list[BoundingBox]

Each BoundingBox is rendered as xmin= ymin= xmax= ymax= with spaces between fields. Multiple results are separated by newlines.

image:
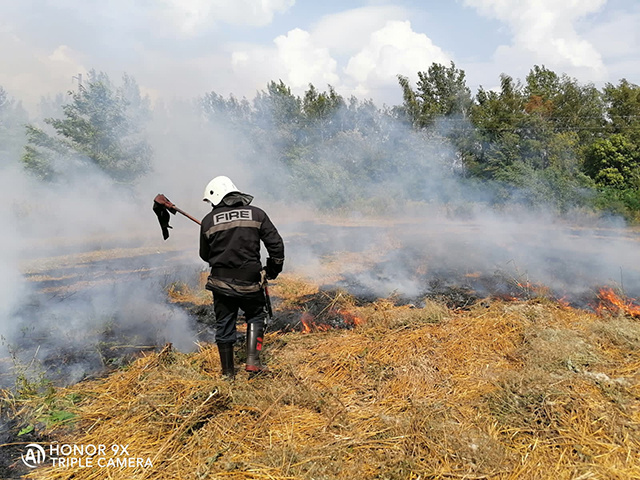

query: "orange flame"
xmin=299 ymin=308 xmax=366 ymax=333
xmin=335 ymin=308 xmax=366 ymax=326
xmin=300 ymin=311 xmax=314 ymax=334
xmin=596 ymin=287 xmax=640 ymax=318
xmin=300 ymin=312 xmax=331 ymax=333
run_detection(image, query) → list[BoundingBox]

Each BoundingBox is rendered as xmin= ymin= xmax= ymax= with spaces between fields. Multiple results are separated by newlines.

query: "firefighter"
xmin=200 ymin=176 xmax=284 ymax=379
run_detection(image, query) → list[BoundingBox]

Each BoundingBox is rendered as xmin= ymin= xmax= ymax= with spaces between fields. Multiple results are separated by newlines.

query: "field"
xmin=1 ymin=214 xmax=640 ymax=479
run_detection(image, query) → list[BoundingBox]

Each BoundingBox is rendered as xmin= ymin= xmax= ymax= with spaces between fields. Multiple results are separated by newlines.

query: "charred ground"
xmin=3 ymin=273 xmax=639 ymax=480
xmin=1 ymin=217 xmax=640 ymax=478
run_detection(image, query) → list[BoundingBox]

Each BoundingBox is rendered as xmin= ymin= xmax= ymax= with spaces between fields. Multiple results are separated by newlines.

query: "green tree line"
xmin=2 ymin=64 xmax=639 ymax=219
xmin=18 ymin=70 xmax=151 ymax=183
xmin=397 ymin=64 xmax=640 ymax=217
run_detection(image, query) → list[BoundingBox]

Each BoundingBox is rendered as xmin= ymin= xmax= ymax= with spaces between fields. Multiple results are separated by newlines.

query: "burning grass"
xmin=596 ymin=287 xmax=640 ymax=318
xmin=3 ymin=275 xmax=640 ymax=479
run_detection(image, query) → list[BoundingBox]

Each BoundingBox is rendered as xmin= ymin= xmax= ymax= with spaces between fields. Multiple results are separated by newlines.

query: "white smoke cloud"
xmin=0 ymin=147 xmax=206 ymax=387
xmin=0 ymin=28 xmax=86 ymax=108
xmin=0 ymin=166 xmax=32 ymax=342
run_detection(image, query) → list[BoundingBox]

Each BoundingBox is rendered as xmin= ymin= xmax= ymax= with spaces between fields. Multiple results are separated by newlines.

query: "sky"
xmin=0 ymin=0 xmax=639 ymax=112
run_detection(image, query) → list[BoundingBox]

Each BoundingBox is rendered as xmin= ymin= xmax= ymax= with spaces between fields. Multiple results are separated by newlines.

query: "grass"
xmin=3 ymin=275 xmax=639 ymax=480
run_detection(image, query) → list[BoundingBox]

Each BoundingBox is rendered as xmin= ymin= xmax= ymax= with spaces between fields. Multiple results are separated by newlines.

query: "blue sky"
xmin=1 ymin=0 xmax=638 ymax=111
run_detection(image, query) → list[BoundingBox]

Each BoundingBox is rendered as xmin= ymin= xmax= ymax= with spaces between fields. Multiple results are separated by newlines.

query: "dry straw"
xmin=11 ymin=276 xmax=640 ymax=479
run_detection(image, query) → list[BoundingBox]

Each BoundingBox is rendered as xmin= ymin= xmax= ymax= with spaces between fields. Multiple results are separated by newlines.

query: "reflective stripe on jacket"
xmin=199 ymin=194 xmax=284 ymax=286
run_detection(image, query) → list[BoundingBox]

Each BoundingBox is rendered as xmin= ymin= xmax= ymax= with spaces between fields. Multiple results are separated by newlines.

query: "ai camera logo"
xmin=21 ymin=443 xmax=46 ymax=468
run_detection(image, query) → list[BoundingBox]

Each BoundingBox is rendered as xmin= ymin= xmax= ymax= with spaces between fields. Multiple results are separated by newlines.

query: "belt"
xmin=210 ymin=268 xmax=261 ymax=283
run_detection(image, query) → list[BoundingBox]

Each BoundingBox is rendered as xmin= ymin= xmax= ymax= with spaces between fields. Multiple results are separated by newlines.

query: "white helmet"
xmin=203 ymin=176 xmax=239 ymax=206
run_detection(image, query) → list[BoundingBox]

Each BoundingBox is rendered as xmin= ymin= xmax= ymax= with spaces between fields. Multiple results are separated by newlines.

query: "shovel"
xmin=153 ymin=193 xmax=201 ymax=240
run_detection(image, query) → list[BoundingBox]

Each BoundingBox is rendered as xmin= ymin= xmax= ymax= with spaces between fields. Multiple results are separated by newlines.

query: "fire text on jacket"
xmin=213 ymin=209 xmax=253 ymax=225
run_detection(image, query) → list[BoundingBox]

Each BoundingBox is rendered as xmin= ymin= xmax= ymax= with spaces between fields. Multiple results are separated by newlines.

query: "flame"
xmin=336 ymin=308 xmax=365 ymax=326
xmin=596 ymin=287 xmax=640 ymax=318
xmin=300 ymin=312 xmax=331 ymax=333
xmin=300 ymin=311 xmax=314 ymax=334
xmin=300 ymin=308 xmax=366 ymax=333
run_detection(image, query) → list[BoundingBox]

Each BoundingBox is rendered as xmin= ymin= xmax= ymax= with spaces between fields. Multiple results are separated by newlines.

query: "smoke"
xmin=0 ymin=145 xmax=205 ymax=388
xmin=0 ymin=166 xmax=31 ymax=343
xmin=244 ymin=107 xmax=640 ymax=306
xmin=2 ymin=81 xmax=640 ymax=390
xmin=282 ymin=201 xmax=640 ymax=306
xmin=0 ymin=88 xmax=296 ymax=389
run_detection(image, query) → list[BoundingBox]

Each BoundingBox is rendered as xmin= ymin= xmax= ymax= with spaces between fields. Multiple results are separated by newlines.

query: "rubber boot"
xmin=217 ymin=342 xmax=235 ymax=380
xmin=245 ymin=323 xmax=270 ymax=376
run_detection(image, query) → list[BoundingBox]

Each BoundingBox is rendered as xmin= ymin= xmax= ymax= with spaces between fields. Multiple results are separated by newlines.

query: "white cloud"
xmin=159 ymin=0 xmax=295 ymax=35
xmin=274 ymin=28 xmax=339 ymax=87
xmin=311 ymin=5 xmax=407 ymax=55
xmin=582 ymin=4 xmax=640 ymax=86
xmin=2 ymin=0 xmax=635 ymax=113
xmin=464 ymin=0 xmax=607 ymax=78
xmin=344 ymin=20 xmax=450 ymax=96
xmin=231 ymin=28 xmax=339 ymax=94
xmin=229 ymin=17 xmax=451 ymax=104
xmin=585 ymin=5 xmax=640 ymax=61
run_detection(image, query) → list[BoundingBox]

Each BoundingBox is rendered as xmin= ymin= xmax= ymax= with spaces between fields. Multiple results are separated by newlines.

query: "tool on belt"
xmin=260 ymin=270 xmax=274 ymax=321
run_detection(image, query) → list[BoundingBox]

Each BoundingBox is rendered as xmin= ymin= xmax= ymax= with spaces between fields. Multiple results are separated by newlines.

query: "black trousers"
xmin=212 ymin=290 xmax=267 ymax=344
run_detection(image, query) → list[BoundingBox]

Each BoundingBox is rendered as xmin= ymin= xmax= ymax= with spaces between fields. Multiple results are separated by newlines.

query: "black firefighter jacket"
xmin=199 ymin=193 xmax=284 ymax=296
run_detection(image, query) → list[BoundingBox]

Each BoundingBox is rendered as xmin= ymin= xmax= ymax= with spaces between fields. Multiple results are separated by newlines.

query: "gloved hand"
xmin=264 ymin=257 xmax=284 ymax=280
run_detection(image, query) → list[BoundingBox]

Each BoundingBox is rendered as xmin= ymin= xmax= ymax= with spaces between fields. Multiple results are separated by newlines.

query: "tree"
xmin=603 ymin=79 xmax=640 ymax=145
xmin=302 ymin=85 xmax=344 ymax=121
xmin=0 ymin=86 xmax=28 ymax=167
xmin=525 ymin=65 xmax=604 ymax=147
xmin=469 ymin=68 xmax=602 ymax=177
xmin=253 ymin=80 xmax=302 ymax=129
xmin=473 ymin=74 xmax=526 ymax=133
xmin=583 ymin=134 xmax=639 ymax=188
xmin=397 ymin=62 xmax=475 ymax=179
xmin=37 ymin=93 xmax=66 ymax=123
xmin=398 ymin=62 xmax=473 ymax=128
xmin=468 ymin=74 xmax=527 ymax=176
xmin=22 ymin=71 xmax=152 ymax=183
xmin=345 ymin=96 xmax=384 ymax=136
xmin=299 ymin=84 xmax=345 ymax=142
xmin=201 ymin=92 xmax=251 ymax=126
